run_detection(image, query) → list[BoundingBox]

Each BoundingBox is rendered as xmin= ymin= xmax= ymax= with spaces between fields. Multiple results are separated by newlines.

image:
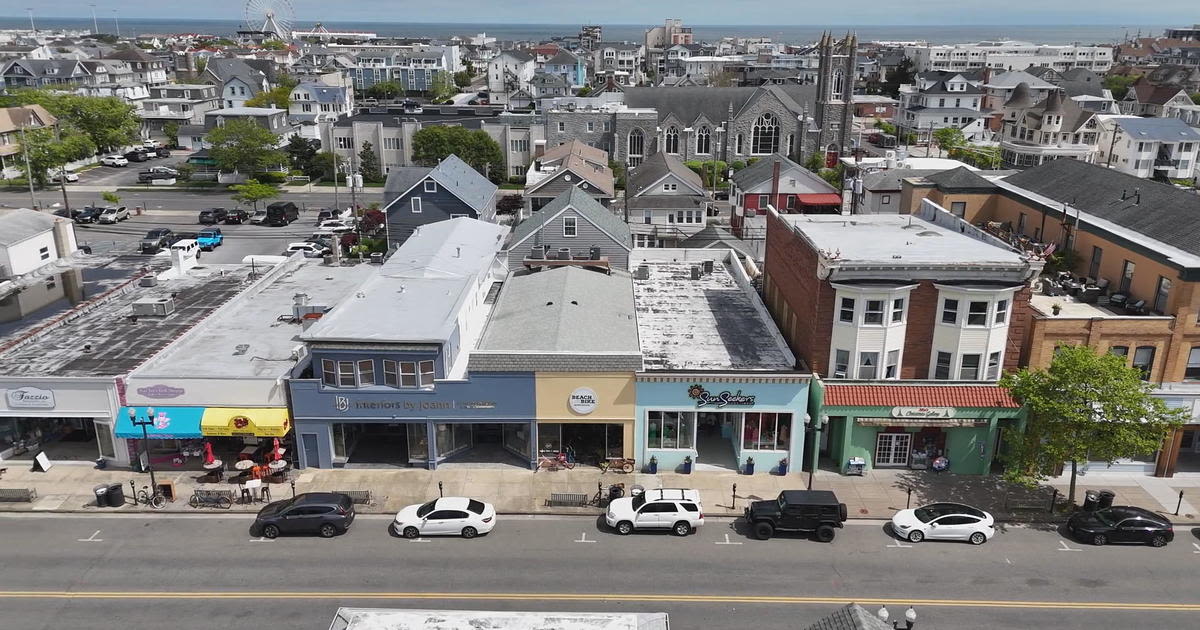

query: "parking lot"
xmin=66 ymin=148 xmax=194 ymax=188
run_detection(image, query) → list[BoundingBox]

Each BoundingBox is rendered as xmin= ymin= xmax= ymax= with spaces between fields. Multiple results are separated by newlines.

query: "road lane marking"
xmin=0 ymin=591 xmax=1198 ymax=611
xmin=887 ymin=540 xmax=912 ymax=548
xmin=76 ymin=530 xmax=103 ymax=542
xmin=575 ymin=532 xmax=596 ymax=543
xmin=1058 ymin=540 xmax=1081 ymax=551
xmin=715 ymin=534 xmax=742 ymax=545
xmin=249 ymin=537 xmax=274 ymax=543
xmin=1193 ymin=543 xmax=1200 ymax=554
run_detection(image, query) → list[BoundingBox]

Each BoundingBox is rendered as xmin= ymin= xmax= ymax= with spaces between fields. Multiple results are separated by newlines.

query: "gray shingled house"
xmin=382 ymin=154 xmax=499 ymax=247
xmin=505 ymin=187 xmax=632 ymax=272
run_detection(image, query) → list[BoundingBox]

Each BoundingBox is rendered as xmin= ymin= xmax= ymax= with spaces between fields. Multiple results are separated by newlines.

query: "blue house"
xmin=382 ymin=154 xmax=499 ymax=246
xmin=287 ymin=218 xmax=533 ymax=469
xmin=543 ymin=50 xmax=587 ymax=88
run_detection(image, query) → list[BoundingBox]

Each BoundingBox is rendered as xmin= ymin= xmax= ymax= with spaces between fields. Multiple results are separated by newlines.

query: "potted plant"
xmin=1051 ymin=303 xmax=1063 ymax=315
xmin=778 ymin=457 xmax=788 ymax=475
xmin=648 ymin=455 xmax=658 ymax=474
xmin=682 ymin=455 xmax=693 ymax=474
xmin=744 ymin=456 xmax=755 ymax=475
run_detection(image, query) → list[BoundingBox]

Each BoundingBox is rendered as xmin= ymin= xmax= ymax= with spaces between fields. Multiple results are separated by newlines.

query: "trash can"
xmin=1083 ymin=489 xmax=1100 ymax=512
xmin=107 ymin=482 xmax=125 ymax=507
xmin=1097 ymin=489 xmax=1116 ymax=510
xmin=93 ymin=484 xmax=108 ymax=508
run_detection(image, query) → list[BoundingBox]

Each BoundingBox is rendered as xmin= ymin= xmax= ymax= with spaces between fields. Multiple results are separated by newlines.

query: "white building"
xmin=487 ymin=50 xmax=536 ymax=106
xmin=1096 ymin=115 xmax=1200 ymax=180
xmin=289 ymin=82 xmax=353 ymax=140
xmin=905 ymin=41 xmax=1113 ymax=73
xmin=897 ymin=71 xmax=989 ymax=143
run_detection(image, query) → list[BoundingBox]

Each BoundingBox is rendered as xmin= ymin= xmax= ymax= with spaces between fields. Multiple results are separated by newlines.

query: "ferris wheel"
xmin=243 ymin=0 xmax=295 ymax=41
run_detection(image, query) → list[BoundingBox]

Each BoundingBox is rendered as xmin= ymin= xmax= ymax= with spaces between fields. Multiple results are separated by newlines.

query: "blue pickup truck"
xmin=197 ymin=228 xmax=224 ymax=251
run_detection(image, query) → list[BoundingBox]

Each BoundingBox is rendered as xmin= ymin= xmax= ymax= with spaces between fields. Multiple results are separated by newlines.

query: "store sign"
xmin=891 ymin=406 xmax=955 ymax=419
xmin=6 ymin=386 xmax=55 ymax=409
xmin=332 ymin=395 xmax=498 ymax=412
xmin=688 ymin=384 xmax=756 ymax=409
xmin=569 ymin=387 xmax=598 ymax=414
xmin=136 ymin=384 xmax=186 ymax=399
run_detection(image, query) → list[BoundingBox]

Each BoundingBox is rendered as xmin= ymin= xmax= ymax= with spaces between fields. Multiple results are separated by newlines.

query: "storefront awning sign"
xmin=857 ymin=418 xmax=986 ymax=427
xmin=115 ymin=406 xmax=204 ymax=439
xmin=201 ymin=408 xmax=291 ymax=438
xmin=569 ymin=387 xmax=598 ymax=415
xmin=891 ymin=406 xmax=955 ymax=419
xmin=688 ymin=384 xmax=756 ymax=408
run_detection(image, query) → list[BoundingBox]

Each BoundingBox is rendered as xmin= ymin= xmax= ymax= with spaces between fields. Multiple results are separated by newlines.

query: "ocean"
xmin=0 ymin=17 xmax=1163 ymax=45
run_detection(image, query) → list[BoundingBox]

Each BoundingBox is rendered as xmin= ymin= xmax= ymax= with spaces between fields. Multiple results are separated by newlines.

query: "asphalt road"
xmin=0 ymin=188 xmax=381 ymax=215
xmin=1 ymin=513 xmax=1197 ymax=630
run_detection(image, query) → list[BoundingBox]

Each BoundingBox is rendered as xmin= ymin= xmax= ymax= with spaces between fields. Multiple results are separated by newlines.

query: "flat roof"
xmin=780 ymin=214 xmax=1026 ymax=267
xmin=132 ymin=259 xmax=377 ymax=379
xmin=631 ymin=250 xmax=796 ymax=372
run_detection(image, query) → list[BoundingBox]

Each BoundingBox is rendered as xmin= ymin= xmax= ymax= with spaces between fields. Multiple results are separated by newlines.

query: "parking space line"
xmin=1192 ymin=543 xmax=1200 ymax=554
xmin=1058 ymin=540 xmax=1081 ymax=551
xmin=76 ymin=530 xmax=103 ymax=542
xmin=249 ymin=537 xmax=274 ymax=543
xmin=575 ymin=532 xmax=596 ymax=543
xmin=715 ymin=534 xmax=742 ymax=545
xmin=886 ymin=540 xmax=912 ymax=548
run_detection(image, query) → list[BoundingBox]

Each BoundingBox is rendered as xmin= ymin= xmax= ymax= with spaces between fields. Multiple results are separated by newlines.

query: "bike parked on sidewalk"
xmin=188 ymin=489 xmax=233 ymax=510
xmin=131 ymin=480 xmax=167 ymax=509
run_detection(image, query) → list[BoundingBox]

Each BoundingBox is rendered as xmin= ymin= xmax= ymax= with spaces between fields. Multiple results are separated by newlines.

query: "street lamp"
xmin=127 ymin=407 xmax=158 ymax=494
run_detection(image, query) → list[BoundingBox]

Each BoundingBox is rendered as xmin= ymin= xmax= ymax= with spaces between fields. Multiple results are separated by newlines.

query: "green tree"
xmin=818 ymin=164 xmax=845 ymax=190
xmin=1103 ymin=74 xmax=1140 ymax=101
xmin=17 ymin=126 xmax=95 ymax=188
xmin=429 ymin=72 xmax=457 ymax=103
xmin=357 ymin=141 xmax=383 ymax=183
xmin=229 ymin=178 xmax=279 ymax=210
xmin=244 ymin=85 xmax=293 ymax=109
xmin=101 ymin=191 xmax=120 ymax=205
xmin=206 ymin=118 xmax=285 ymax=175
xmin=411 ymin=126 xmax=503 ymax=181
xmin=1 ymin=89 xmax=138 ymax=152
xmin=1191 ymin=93 xmax=1200 ymax=105
xmin=284 ymin=136 xmax=321 ymax=174
xmin=576 ymin=85 xmax=592 ymax=97
xmin=364 ymin=81 xmax=402 ymax=100
xmin=803 ymin=152 xmax=825 ymax=172
xmin=163 ymin=121 xmax=180 ymax=148
xmin=312 ymin=151 xmax=344 ymax=180
xmin=932 ymin=127 xmax=965 ymax=157
xmin=880 ymin=58 xmax=915 ymax=98
xmin=453 ymin=70 xmax=473 ymax=89
xmin=260 ymin=40 xmax=287 ymax=51
xmin=1001 ymin=345 xmax=1185 ymax=504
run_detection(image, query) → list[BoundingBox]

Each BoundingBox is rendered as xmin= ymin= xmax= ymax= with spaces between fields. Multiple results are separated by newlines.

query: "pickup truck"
xmin=138 ymin=170 xmax=175 ymax=183
xmin=196 ymin=228 xmax=223 ymax=251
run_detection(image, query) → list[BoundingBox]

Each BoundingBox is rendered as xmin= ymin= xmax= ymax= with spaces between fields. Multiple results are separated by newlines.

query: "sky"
xmin=11 ymin=0 xmax=1197 ymax=25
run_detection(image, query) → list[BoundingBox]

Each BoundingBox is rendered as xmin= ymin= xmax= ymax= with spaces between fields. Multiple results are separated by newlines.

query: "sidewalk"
xmin=1 ymin=462 xmax=1196 ymax=523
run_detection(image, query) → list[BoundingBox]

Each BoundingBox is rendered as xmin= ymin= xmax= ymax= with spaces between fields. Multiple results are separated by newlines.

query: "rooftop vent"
xmin=690 ymin=265 xmax=702 ymax=280
xmin=131 ymin=297 xmax=175 ymax=317
xmin=916 ymin=231 xmax=941 ymax=237
xmin=634 ymin=264 xmax=650 ymax=280
xmin=233 ymin=344 xmax=250 ymax=356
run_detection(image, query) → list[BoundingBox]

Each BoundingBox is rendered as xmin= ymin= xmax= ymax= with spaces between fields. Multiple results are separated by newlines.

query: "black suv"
xmin=253 ymin=492 xmax=356 ymax=539
xmin=744 ymin=490 xmax=848 ymax=542
xmin=223 ymin=208 xmax=251 ymax=224
xmin=198 ymin=208 xmax=229 ymax=224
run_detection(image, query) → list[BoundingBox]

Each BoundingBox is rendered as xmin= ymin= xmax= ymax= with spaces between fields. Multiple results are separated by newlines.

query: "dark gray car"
xmin=253 ymin=492 xmax=356 ymax=539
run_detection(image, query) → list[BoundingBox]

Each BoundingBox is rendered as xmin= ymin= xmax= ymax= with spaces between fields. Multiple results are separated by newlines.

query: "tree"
xmin=932 ymin=127 xmax=965 ymax=157
xmin=364 ymin=81 xmax=402 ymax=100
xmin=1000 ymin=345 xmax=1185 ymax=504
xmin=358 ymin=209 xmax=386 ymax=234
xmin=244 ymin=85 xmax=292 ymax=109
xmin=429 ymin=72 xmax=457 ymax=103
xmin=17 ymin=126 xmax=95 ymax=189
xmin=803 ymin=152 xmax=825 ymax=172
xmin=453 ymin=70 xmax=473 ymax=89
xmin=358 ymin=141 xmax=383 ymax=183
xmin=229 ymin=179 xmax=279 ymax=210
xmin=880 ymin=58 xmax=915 ymax=98
xmin=163 ymin=122 xmax=180 ymax=148
xmin=709 ymin=71 xmax=736 ymax=88
xmin=312 ymin=151 xmax=344 ymax=180
xmin=1 ymin=89 xmax=138 ymax=152
xmin=1191 ymin=93 xmax=1200 ymax=106
xmin=195 ymin=57 xmax=208 ymax=75
xmin=206 ymin=118 xmax=285 ymax=175
xmin=284 ymin=136 xmax=321 ymax=174
xmin=101 ymin=191 xmax=120 ymax=205
xmin=496 ymin=194 xmax=523 ymax=214
xmin=576 ymin=85 xmax=592 ymax=97
xmin=411 ymin=126 xmax=503 ymax=181
xmin=1103 ymin=74 xmax=1140 ymax=101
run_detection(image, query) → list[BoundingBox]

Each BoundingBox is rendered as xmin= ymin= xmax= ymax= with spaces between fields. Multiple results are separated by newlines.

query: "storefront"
xmin=0 ymin=378 xmax=122 ymax=465
xmin=817 ymin=384 xmax=1023 ymax=475
xmin=535 ymin=374 xmax=636 ymax=465
xmin=115 ymin=406 xmax=293 ymax=471
xmin=635 ymin=375 xmax=810 ymax=475
xmin=288 ymin=372 xmax=537 ymax=469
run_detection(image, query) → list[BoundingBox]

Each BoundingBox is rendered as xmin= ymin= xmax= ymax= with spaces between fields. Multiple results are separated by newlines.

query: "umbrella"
xmin=203 ymin=441 xmax=215 ymax=465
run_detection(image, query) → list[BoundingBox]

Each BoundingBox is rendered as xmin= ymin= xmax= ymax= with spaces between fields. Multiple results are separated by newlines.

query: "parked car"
xmin=196 ymin=228 xmax=223 ymax=251
xmin=141 ymin=228 xmax=174 ymax=253
xmin=223 ymin=208 xmax=250 ymax=224
xmin=1067 ymin=506 xmax=1174 ymax=547
xmin=606 ymin=488 xmax=704 ymax=536
xmin=317 ymin=220 xmax=354 ymax=234
xmin=890 ymin=502 xmax=995 ymax=545
xmin=49 ymin=171 xmax=79 ymax=183
xmin=315 ymin=208 xmax=351 ymax=223
xmin=124 ymin=150 xmax=149 ymax=163
xmin=264 ymin=201 xmax=300 ymax=226
xmin=148 ymin=165 xmax=179 ymax=176
xmin=137 ymin=170 xmax=175 ymax=183
xmin=100 ymin=155 xmax=128 ymax=167
xmin=155 ymin=147 xmax=171 ymax=158
xmin=744 ymin=490 xmax=848 ymax=542
xmin=287 ymin=242 xmax=330 ymax=258
xmin=74 ymin=207 xmax=102 ymax=224
xmin=198 ymin=208 xmax=229 ymax=224
xmin=97 ymin=206 xmax=129 ymax=224
xmin=143 ymin=139 xmax=160 ymax=149
xmin=391 ymin=497 xmax=496 ymax=539
xmin=253 ymin=492 xmax=356 ymax=539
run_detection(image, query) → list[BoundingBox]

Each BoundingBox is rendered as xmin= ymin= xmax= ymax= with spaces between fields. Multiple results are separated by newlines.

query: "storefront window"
xmin=646 ymin=411 xmax=695 ymax=449
xmin=606 ymin=424 xmax=623 ymax=458
xmin=95 ymin=422 xmax=116 ymax=458
xmin=742 ymin=413 xmax=792 ymax=451
xmin=503 ymin=424 xmax=530 ymax=459
xmin=539 ymin=423 xmax=562 ymax=454
xmin=407 ymin=423 xmax=428 ymax=461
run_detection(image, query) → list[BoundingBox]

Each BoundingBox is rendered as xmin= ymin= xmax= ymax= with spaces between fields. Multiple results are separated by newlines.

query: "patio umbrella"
xmin=203 ymin=441 xmax=215 ymax=465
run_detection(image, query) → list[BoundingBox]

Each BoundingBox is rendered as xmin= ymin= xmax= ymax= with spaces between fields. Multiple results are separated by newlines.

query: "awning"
xmin=115 ymin=406 xmax=204 ymax=439
xmin=855 ymin=418 xmax=988 ymax=427
xmin=797 ymin=193 xmax=844 ymax=206
xmin=201 ymin=408 xmax=291 ymax=438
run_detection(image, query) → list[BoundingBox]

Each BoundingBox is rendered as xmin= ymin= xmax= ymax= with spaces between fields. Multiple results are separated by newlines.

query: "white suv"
xmin=606 ymin=488 xmax=704 ymax=536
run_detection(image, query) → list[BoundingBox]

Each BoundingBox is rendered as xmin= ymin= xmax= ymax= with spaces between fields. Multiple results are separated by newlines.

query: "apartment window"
xmin=336 ymin=136 xmax=354 ymax=149
xmin=967 ymin=301 xmax=988 ymax=326
xmin=642 ymin=209 xmax=652 ymax=224
xmin=411 ymin=197 xmax=422 ymax=213
xmin=662 ymin=183 xmax=677 ymax=192
xmin=1186 ymin=347 xmax=1200 ymax=380
xmin=320 ymin=359 xmax=337 ymax=386
xmin=586 ymin=122 xmax=595 ymax=132
xmin=833 ymin=349 xmax=850 ymax=378
xmin=357 ymin=360 xmax=375 ymax=386
xmin=986 ymin=352 xmax=1001 ymax=380
xmin=1088 ymin=246 xmax=1103 ymax=280
xmin=1109 ymin=346 xmax=1129 ymax=360
xmin=960 ymin=354 xmax=981 ymax=380
xmin=758 ymin=194 xmax=769 ymax=208
xmin=1154 ymin=276 xmax=1171 ymax=313
xmin=1119 ymin=260 xmax=1135 ymax=294
xmin=881 ymin=194 xmax=892 ymax=205
xmin=885 ymin=350 xmax=900 ymax=379
xmin=382 ymin=360 xmax=399 ymax=387
xmin=38 ymin=246 xmax=50 ymax=261
xmin=557 ymin=122 xmax=565 ymax=132
xmin=1132 ymin=346 xmax=1156 ymax=380
xmin=423 ymin=180 xmax=437 ymax=193
xmin=950 ymin=201 xmax=966 ymax=217
xmin=419 ymin=360 xmax=435 ymax=387
xmin=786 ymin=196 xmax=797 ymax=210
xmin=891 ymin=298 xmax=905 ymax=323
xmin=839 ymin=297 xmax=856 ymax=323
xmin=563 ymin=216 xmax=577 ymax=237
xmin=941 ymin=298 xmax=959 ymax=324
xmin=509 ymin=139 xmax=528 ymax=152
xmin=399 ymin=362 xmax=418 ymax=387
xmin=603 ymin=121 xmax=611 ymax=132
xmin=864 ymin=300 xmax=884 ymax=325
xmin=994 ymin=299 xmax=1009 ymax=325
xmin=858 ymin=352 xmax=879 ymax=379
xmin=934 ymin=352 xmax=953 ymax=380
xmin=337 ymin=361 xmax=356 ymax=387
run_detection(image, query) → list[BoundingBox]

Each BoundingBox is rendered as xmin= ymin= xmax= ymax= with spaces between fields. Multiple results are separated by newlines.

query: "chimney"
xmin=690 ymin=265 xmax=702 ymax=280
xmin=770 ymin=160 xmax=781 ymax=211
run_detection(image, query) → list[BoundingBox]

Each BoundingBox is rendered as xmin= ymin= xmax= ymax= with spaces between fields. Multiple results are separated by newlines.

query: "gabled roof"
xmin=530 ymin=72 xmax=568 ymax=88
xmin=1107 ymin=116 xmax=1200 ymax=143
xmin=679 ymin=226 xmax=755 ymax=259
xmin=731 ymin=153 xmax=835 ymax=194
xmin=0 ymin=208 xmax=59 ymax=247
xmin=293 ymin=82 xmax=348 ymax=104
xmin=496 ymin=49 xmax=534 ymax=63
xmin=541 ymin=140 xmax=609 ymax=168
xmin=628 ymin=152 xmax=705 ymax=197
xmin=103 ymin=48 xmax=160 ymax=63
xmin=0 ymin=104 xmax=56 ymax=134
xmin=2 ymin=58 xmax=88 ymax=78
xmin=1128 ymin=81 xmax=1189 ymax=105
xmin=987 ymin=69 xmax=1057 ymax=90
xmin=1019 ymin=90 xmax=1095 ymax=132
xmin=924 ymin=166 xmax=998 ymax=192
xmin=204 ymin=57 xmax=267 ymax=90
xmin=509 ymin=187 xmax=632 ymax=250
xmin=529 ymin=153 xmax=616 ymax=198
xmin=383 ymin=166 xmax=436 ymax=209
xmin=387 ymin=154 xmax=498 ymax=215
xmin=544 ymin=50 xmax=580 ymax=66
xmin=622 ymin=84 xmax=816 ymax=127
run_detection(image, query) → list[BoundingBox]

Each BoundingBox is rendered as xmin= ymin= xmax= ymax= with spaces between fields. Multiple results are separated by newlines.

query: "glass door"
xmin=875 ymin=433 xmax=912 ymax=467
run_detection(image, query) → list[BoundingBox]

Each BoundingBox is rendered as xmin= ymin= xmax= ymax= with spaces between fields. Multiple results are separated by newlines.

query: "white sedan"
xmin=50 ymin=171 xmax=79 ymax=183
xmin=286 ymin=242 xmax=330 ymax=257
xmin=391 ymin=497 xmax=496 ymax=539
xmin=891 ymin=502 xmax=995 ymax=545
xmin=317 ymin=220 xmax=354 ymax=234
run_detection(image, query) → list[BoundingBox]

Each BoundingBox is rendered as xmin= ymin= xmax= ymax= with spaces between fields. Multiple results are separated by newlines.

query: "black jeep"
xmin=743 ymin=490 xmax=848 ymax=542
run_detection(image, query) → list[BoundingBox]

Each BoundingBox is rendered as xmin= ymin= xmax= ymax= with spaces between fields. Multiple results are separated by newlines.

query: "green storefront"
xmin=814 ymin=383 xmax=1024 ymax=475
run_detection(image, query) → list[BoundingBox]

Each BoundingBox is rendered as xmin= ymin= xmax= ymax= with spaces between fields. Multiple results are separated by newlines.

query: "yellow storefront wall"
xmin=535 ymin=373 xmax=635 ymax=458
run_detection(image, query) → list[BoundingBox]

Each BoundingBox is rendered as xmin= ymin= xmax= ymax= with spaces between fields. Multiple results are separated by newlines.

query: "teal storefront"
xmin=635 ymin=374 xmax=810 ymax=475
xmin=817 ymin=383 xmax=1024 ymax=475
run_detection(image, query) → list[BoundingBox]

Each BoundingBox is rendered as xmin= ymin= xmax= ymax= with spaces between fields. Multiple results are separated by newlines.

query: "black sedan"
xmin=1067 ymin=506 xmax=1174 ymax=547
xmin=252 ymin=492 xmax=355 ymax=539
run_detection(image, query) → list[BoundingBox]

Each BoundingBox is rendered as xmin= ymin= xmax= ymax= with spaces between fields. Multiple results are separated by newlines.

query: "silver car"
xmin=97 ymin=206 xmax=129 ymax=224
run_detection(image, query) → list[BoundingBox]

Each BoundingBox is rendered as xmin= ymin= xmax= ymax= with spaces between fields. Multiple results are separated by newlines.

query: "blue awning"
xmin=115 ymin=406 xmax=204 ymax=439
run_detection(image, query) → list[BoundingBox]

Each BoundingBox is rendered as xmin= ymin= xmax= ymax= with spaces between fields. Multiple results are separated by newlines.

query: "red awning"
xmin=824 ymin=385 xmax=1020 ymax=408
xmin=797 ymin=193 xmax=844 ymax=206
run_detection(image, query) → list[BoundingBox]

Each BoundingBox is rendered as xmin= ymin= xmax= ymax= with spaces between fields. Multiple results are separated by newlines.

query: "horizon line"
xmin=0 ymin=17 xmax=1159 ymax=28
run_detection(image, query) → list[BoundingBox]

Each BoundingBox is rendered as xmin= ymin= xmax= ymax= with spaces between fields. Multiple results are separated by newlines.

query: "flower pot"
xmin=744 ymin=458 xmax=755 ymax=475
xmin=648 ymin=457 xmax=658 ymax=474
xmin=682 ymin=458 xmax=692 ymax=474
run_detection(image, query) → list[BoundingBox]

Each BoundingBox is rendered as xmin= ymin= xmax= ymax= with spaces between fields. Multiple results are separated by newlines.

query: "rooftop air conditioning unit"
xmin=557 ymin=247 xmax=572 ymax=260
xmin=690 ymin=265 xmax=702 ymax=280
xmin=589 ymin=245 xmax=601 ymax=260
xmin=139 ymin=276 xmax=158 ymax=287
xmin=634 ymin=264 xmax=650 ymax=280
xmin=131 ymin=297 xmax=175 ymax=317
xmin=529 ymin=245 xmax=546 ymax=260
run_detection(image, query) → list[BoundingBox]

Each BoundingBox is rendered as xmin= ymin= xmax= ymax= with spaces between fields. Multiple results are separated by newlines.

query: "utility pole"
xmin=17 ymin=125 xmax=37 ymax=210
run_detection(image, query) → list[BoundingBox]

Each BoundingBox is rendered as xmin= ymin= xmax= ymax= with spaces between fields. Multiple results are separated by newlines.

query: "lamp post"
xmin=127 ymin=407 xmax=158 ymax=494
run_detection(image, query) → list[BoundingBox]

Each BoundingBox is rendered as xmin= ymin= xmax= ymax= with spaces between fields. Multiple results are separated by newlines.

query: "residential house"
xmin=729 ymin=153 xmax=842 ymax=244
xmin=1095 ymin=116 xmax=1200 ymax=180
xmin=897 ymin=70 xmax=989 ymax=143
xmin=524 ymin=140 xmax=615 ymax=213
xmin=1 ymin=58 xmax=92 ymax=89
xmin=0 ymin=105 xmax=57 ymax=179
xmin=1120 ymin=81 xmax=1193 ymax=117
xmin=852 ymin=95 xmax=898 ymax=120
xmin=999 ymin=87 xmax=1100 ymax=168
xmin=542 ymin=49 xmax=587 ymax=87
xmin=488 ymin=50 xmax=536 ymax=106
xmin=857 ymin=168 xmax=944 ymax=214
xmin=982 ymin=69 xmax=1058 ymax=111
xmin=288 ymin=82 xmax=352 ymax=140
xmin=504 ymin=186 xmax=632 ymax=271
xmin=103 ymin=48 xmax=169 ymax=85
xmin=0 ymin=207 xmax=79 ymax=323
xmin=202 ymin=57 xmax=271 ymax=109
xmin=178 ymin=107 xmax=293 ymax=152
xmin=592 ymin=42 xmax=646 ymax=86
xmin=529 ymin=72 xmax=570 ymax=100
xmin=626 ymin=151 xmax=710 ymax=248
xmin=139 ymin=83 xmax=220 ymax=141
xmin=382 ymin=154 xmax=499 ymax=245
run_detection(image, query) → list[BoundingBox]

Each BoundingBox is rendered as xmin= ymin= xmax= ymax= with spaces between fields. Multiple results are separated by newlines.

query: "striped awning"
xmin=855 ymin=418 xmax=988 ymax=427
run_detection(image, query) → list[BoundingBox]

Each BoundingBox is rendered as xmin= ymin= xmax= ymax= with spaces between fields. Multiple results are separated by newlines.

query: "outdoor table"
xmin=238 ymin=446 xmax=257 ymax=460
xmin=268 ymin=460 xmax=287 ymax=472
xmin=233 ymin=459 xmax=255 ymax=471
xmin=202 ymin=460 xmax=223 ymax=470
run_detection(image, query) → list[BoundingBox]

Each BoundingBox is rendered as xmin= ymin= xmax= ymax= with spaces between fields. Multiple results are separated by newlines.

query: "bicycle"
xmin=598 ymin=457 xmax=636 ymax=474
xmin=536 ymin=451 xmax=575 ymax=472
xmin=132 ymin=481 xmax=167 ymax=509
xmin=188 ymin=489 xmax=233 ymax=510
